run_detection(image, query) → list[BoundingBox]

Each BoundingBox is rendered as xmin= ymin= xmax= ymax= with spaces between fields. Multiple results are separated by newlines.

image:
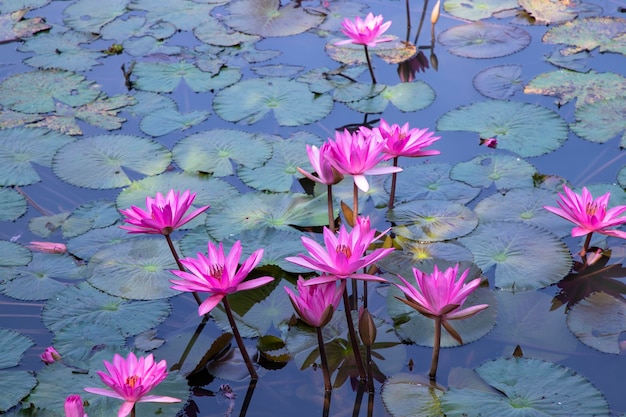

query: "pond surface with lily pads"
xmin=1 ymin=0 xmax=626 ymax=416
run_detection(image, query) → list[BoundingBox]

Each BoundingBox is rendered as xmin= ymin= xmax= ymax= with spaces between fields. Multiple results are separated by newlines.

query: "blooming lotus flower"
xmin=40 ymin=346 xmax=61 ymax=364
xmin=170 ymin=241 xmax=274 ymax=316
xmin=84 ymin=352 xmax=180 ymax=417
xmin=395 ymin=264 xmax=488 ymax=322
xmin=297 ymin=143 xmax=344 ymax=185
xmin=285 ymin=218 xmax=394 ymax=285
xmin=326 ymin=129 xmax=401 ymax=192
xmin=64 ymin=394 xmax=87 ymax=417
xmin=543 ymin=185 xmax=626 ymax=239
xmin=373 ymin=118 xmax=441 ymax=160
xmin=285 ymin=276 xmax=346 ymax=327
xmin=119 ymin=189 xmax=210 ymax=235
xmin=335 ymin=13 xmax=393 ymax=47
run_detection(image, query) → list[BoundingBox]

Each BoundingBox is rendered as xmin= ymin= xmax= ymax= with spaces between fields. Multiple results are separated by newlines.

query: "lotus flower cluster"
xmin=335 ymin=13 xmax=393 ymax=47
xmin=84 ymin=352 xmax=180 ymax=417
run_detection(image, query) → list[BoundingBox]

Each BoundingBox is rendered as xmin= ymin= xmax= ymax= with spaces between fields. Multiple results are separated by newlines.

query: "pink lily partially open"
xmin=170 ymin=241 xmax=274 ymax=316
xmin=84 ymin=352 xmax=180 ymax=417
xmin=285 ymin=276 xmax=345 ymax=328
xmin=298 ymin=143 xmax=344 ymax=186
xmin=64 ymin=395 xmax=87 ymax=417
xmin=374 ymin=118 xmax=441 ymax=160
xmin=335 ymin=13 xmax=393 ymax=47
xmin=119 ymin=189 xmax=210 ymax=235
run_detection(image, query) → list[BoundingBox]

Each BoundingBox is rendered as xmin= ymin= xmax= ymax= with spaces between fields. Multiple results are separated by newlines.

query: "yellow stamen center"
xmin=336 ymin=245 xmax=352 ymax=258
xmin=126 ymin=375 xmax=140 ymax=388
xmin=208 ymin=264 xmax=224 ymax=279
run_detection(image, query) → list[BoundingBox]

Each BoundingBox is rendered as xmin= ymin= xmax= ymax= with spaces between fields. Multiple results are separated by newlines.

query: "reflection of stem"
xmin=581 ymin=233 xmax=593 ymax=260
xmin=165 ymin=234 xmax=202 ymax=306
xmin=363 ymin=45 xmax=377 ymax=85
xmin=343 ymin=287 xmax=366 ymax=380
xmin=322 ymin=389 xmax=332 ymax=417
xmin=352 ymin=380 xmax=366 ymax=417
xmin=429 ymin=315 xmax=442 ymax=380
xmin=327 ymin=184 xmax=335 ymax=233
xmin=366 ymin=344 xmax=374 ymax=393
xmin=413 ymin=0 xmax=430 ymax=45
xmin=15 ymin=186 xmax=51 ymax=216
xmin=404 ymin=0 xmax=411 ymax=41
xmin=222 ymin=297 xmax=258 ymax=380
xmin=238 ymin=378 xmax=257 ymax=417
xmin=170 ymin=314 xmax=209 ymax=371
xmin=367 ymin=388 xmax=375 ymax=417
xmin=363 ymin=280 xmax=368 ymax=309
xmin=316 ymin=326 xmax=332 ymax=391
xmin=388 ymin=157 xmax=399 ymax=209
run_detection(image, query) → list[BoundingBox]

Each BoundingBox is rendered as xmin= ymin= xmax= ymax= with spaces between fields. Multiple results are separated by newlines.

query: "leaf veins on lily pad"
xmin=213 ymin=77 xmax=333 ymax=126
xmin=519 ymin=0 xmax=588 ymax=24
xmin=52 ymin=134 xmax=171 ymax=189
xmin=0 ymin=187 xmax=26 ymax=221
xmin=438 ymin=22 xmax=531 ymax=58
xmin=542 ymin=17 xmax=626 ymax=56
xmin=444 ymin=0 xmax=518 ymax=21
xmin=128 ymin=0 xmax=220 ymax=31
xmin=450 ymin=154 xmax=536 ymax=190
xmin=223 ymin=0 xmax=324 ymax=37
xmin=139 ymin=108 xmax=209 ymax=137
xmin=473 ymin=64 xmax=524 ymax=100
xmin=436 ymin=100 xmax=568 ymax=157
xmin=132 ymin=61 xmax=241 ymax=93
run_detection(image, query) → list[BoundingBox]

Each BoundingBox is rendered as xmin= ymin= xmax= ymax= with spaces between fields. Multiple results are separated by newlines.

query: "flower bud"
xmin=40 ymin=346 xmax=61 ymax=365
xmin=431 ymin=0 xmax=441 ymax=25
xmin=64 ymin=394 xmax=87 ymax=417
xmin=358 ymin=308 xmax=377 ymax=346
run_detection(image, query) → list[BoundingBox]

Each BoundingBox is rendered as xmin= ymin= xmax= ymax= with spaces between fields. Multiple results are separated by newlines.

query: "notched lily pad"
xmin=542 ymin=17 xmax=626 ymax=56
xmin=438 ymin=22 xmax=531 ymax=58
xmin=345 ymin=82 xmax=435 ymax=114
xmin=132 ymin=61 xmax=241 ymax=93
xmin=450 ymin=154 xmax=536 ymax=190
xmin=0 ymin=10 xmax=50 ymax=44
xmin=326 ymin=38 xmax=416 ymax=65
xmin=519 ymin=0 xmax=593 ymax=24
xmin=444 ymin=0 xmax=518 ymax=21
xmin=19 ymin=29 xmax=103 ymax=71
xmin=63 ymin=0 xmax=128 ymax=33
xmin=473 ymin=64 xmax=523 ymax=100
xmin=570 ymin=96 xmax=626 ymax=145
xmin=139 ymin=108 xmax=209 ymax=137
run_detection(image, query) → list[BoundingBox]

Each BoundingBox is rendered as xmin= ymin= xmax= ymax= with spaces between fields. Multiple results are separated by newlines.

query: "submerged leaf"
xmin=438 ymin=22 xmax=531 ymax=58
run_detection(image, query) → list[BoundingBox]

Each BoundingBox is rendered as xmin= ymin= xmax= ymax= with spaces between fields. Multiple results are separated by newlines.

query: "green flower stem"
xmin=316 ymin=326 xmax=332 ymax=392
xmin=388 ymin=157 xmax=399 ymax=209
xmin=429 ymin=315 xmax=442 ymax=380
xmin=164 ymin=234 xmax=202 ymax=306
xmin=322 ymin=389 xmax=332 ymax=417
xmin=581 ymin=233 xmax=593 ymax=259
xmin=363 ymin=45 xmax=377 ymax=85
xmin=131 ymin=405 xmax=136 ymax=417
xmin=342 ymin=287 xmax=367 ymax=380
xmin=327 ymin=184 xmax=335 ymax=233
xmin=366 ymin=344 xmax=374 ymax=393
xmin=223 ymin=296 xmax=258 ymax=380
xmin=353 ymin=181 xmax=359 ymax=218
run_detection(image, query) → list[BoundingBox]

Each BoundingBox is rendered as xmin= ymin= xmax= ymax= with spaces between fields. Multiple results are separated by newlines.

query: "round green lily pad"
xmin=0 ymin=187 xmax=26 ymax=221
xmin=128 ymin=0 xmax=217 ymax=31
xmin=139 ymin=108 xmax=209 ymax=137
xmin=444 ymin=0 xmax=519 ymax=21
xmin=194 ymin=15 xmax=260 ymax=46
xmin=571 ymin=96 xmax=626 ymax=145
xmin=345 ymin=82 xmax=435 ymax=113
xmin=542 ymin=16 xmax=626 ymax=56
xmin=0 ymin=328 xmax=33 ymax=368
xmin=382 ymin=373 xmax=445 ymax=417
xmin=450 ymin=154 xmax=536 ymax=190
xmin=19 ymin=30 xmax=103 ymax=72
xmin=132 ymin=61 xmax=241 ymax=93
xmin=66 ymin=225 xmax=132 ymax=261
xmin=0 ymin=241 xmax=32 ymax=267
xmin=52 ymin=134 xmax=171 ymax=189
xmin=438 ymin=22 xmax=531 ymax=58
xmin=473 ymin=64 xmax=524 ymax=100
xmin=63 ymin=0 xmax=128 ymax=33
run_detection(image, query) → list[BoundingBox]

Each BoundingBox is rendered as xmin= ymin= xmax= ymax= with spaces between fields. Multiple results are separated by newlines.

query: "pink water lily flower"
xmin=64 ymin=395 xmax=87 ymax=417
xmin=84 ymin=352 xmax=180 ymax=417
xmin=119 ymin=189 xmax=210 ymax=235
xmin=285 ymin=276 xmax=346 ymax=327
xmin=326 ymin=128 xmax=401 ymax=192
xmin=335 ymin=13 xmax=393 ymax=47
xmin=40 ymin=346 xmax=61 ymax=364
xmin=297 ymin=143 xmax=344 ymax=185
xmin=373 ymin=118 xmax=441 ymax=160
xmin=170 ymin=241 xmax=274 ymax=316
xmin=285 ymin=217 xmax=393 ymax=285
xmin=543 ymin=185 xmax=626 ymax=239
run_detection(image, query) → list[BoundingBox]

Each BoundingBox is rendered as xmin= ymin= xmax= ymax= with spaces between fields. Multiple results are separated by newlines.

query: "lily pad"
xmin=473 ymin=64 xmax=523 ymax=100
xmin=0 ymin=69 xmax=100 ymax=113
xmin=205 ymin=192 xmax=329 ymax=240
xmin=139 ymin=108 xmax=209 ymax=137
xmin=123 ymin=36 xmax=182 ymax=57
xmin=213 ymin=77 xmax=333 ymax=126
xmin=389 ymin=163 xmax=481 ymax=205
xmin=567 ymin=291 xmax=626 ymax=354
xmin=0 ymin=10 xmax=50 ymax=44
xmin=19 ymin=30 xmax=103 ymax=71
xmin=545 ymin=49 xmax=590 ymax=72
xmin=570 ymin=96 xmax=626 ymax=145
xmin=0 ymin=187 xmax=26 ymax=221
xmin=441 ymin=357 xmax=610 ymax=416
xmin=0 ymin=328 xmax=33 ymax=368
xmin=345 ymin=81 xmax=436 ymax=113
xmin=450 ymin=154 xmax=536 ymax=190
xmin=87 ymin=238 xmax=180 ymax=300
xmin=172 ymin=129 xmax=273 ymax=177
xmin=28 ymin=212 xmax=70 ymax=238
xmin=126 ymin=91 xmax=177 ymax=117
xmin=459 ymin=222 xmax=571 ymax=291
xmin=438 ymin=22 xmax=531 ymax=58
xmin=128 ymin=0 xmax=218 ymax=31
xmin=63 ymin=0 xmax=128 ymax=33
xmin=132 ymin=61 xmax=241 ymax=93
xmin=194 ymin=14 xmax=260 ymax=46
xmin=0 ymin=370 xmax=36 ymax=412
xmin=66 ymin=225 xmax=131 ymax=261
xmin=100 ymin=16 xmax=176 ymax=43
xmin=444 ymin=0 xmax=518 ymax=21
xmin=42 ymin=281 xmax=171 ymax=337
xmin=0 ymin=240 xmax=31 ymax=266
xmin=52 ymin=134 xmax=171 ymax=189
xmin=387 ymin=200 xmax=479 ymax=242
xmin=542 ymin=17 xmax=626 ymax=56
xmin=326 ymin=38 xmax=417 ymax=65
xmin=519 ymin=0 xmax=585 ymax=24
xmin=223 ymin=0 xmax=324 ymax=37
xmin=436 ymin=100 xmax=568 ymax=157
xmin=0 ymin=0 xmax=50 ymax=14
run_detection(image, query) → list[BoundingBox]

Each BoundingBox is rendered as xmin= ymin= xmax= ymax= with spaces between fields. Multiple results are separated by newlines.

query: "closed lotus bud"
xmin=431 ymin=0 xmax=441 ymax=25
xmin=430 ymin=50 xmax=439 ymax=72
xmin=358 ymin=308 xmax=377 ymax=346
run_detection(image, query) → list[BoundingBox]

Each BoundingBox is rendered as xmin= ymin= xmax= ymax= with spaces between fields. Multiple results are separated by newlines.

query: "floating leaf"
xmin=441 ymin=357 xmax=610 ymax=416
xmin=570 ymin=96 xmax=626 ymax=145
xmin=0 ymin=328 xmax=33 ymax=368
xmin=388 ymin=200 xmax=478 ymax=242
xmin=450 ymin=154 xmax=536 ymax=190
xmin=172 ymin=129 xmax=273 ymax=177
xmin=63 ymin=0 xmax=128 ymax=33
xmin=0 ymin=370 xmax=36 ymax=412
xmin=87 ymin=238 xmax=180 ymax=300
xmin=519 ymin=0 xmax=583 ymax=24
xmin=123 ymin=36 xmax=182 ymax=57
xmin=438 ymin=22 xmax=531 ymax=58
xmin=139 ymin=108 xmax=209 ymax=137
xmin=436 ymin=100 xmax=568 ymax=157
xmin=0 ymin=0 xmax=50 ymax=14
xmin=126 ymin=91 xmax=177 ymax=117
xmin=345 ymin=82 xmax=435 ymax=113
xmin=28 ymin=212 xmax=70 ymax=238
xmin=19 ymin=30 xmax=103 ymax=71
xmin=545 ymin=49 xmax=590 ymax=72
xmin=42 ymin=281 xmax=171 ymax=337
xmin=223 ymin=0 xmax=324 ymax=37
xmin=567 ymin=291 xmax=626 ymax=354
xmin=459 ymin=222 xmax=571 ymax=291
xmin=0 ymin=127 xmax=75 ymax=186
xmin=0 ymin=10 xmax=50 ymax=43
xmin=194 ymin=14 xmax=259 ymax=46
xmin=382 ymin=373 xmax=445 ymax=417
xmin=213 ymin=77 xmax=333 ymax=126
xmin=542 ymin=17 xmax=626 ymax=56
xmin=52 ymin=134 xmax=171 ymax=189
xmin=129 ymin=0 xmax=220 ymax=31
xmin=132 ymin=61 xmax=241 ymax=93
xmin=62 ymin=199 xmax=120 ymax=238
xmin=524 ymin=70 xmax=626 ymax=108
xmin=0 ymin=187 xmax=26 ymax=221
xmin=473 ymin=64 xmax=523 ymax=100
xmin=205 ymin=193 xmax=328 ymax=240
xmin=66 ymin=225 xmax=131 ymax=261
xmin=100 ymin=15 xmax=176 ymax=43
xmin=326 ymin=37 xmax=416 ymax=65
xmin=389 ymin=163 xmax=481 ymax=205
xmin=444 ymin=0 xmax=518 ymax=21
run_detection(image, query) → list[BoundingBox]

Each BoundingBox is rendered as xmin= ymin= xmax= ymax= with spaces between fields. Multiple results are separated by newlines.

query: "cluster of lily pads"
xmin=1 ymin=0 xmax=626 ymax=416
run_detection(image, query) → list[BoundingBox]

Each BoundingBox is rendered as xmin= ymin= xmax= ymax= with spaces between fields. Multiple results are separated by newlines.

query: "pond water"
xmin=1 ymin=0 xmax=626 ymax=416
